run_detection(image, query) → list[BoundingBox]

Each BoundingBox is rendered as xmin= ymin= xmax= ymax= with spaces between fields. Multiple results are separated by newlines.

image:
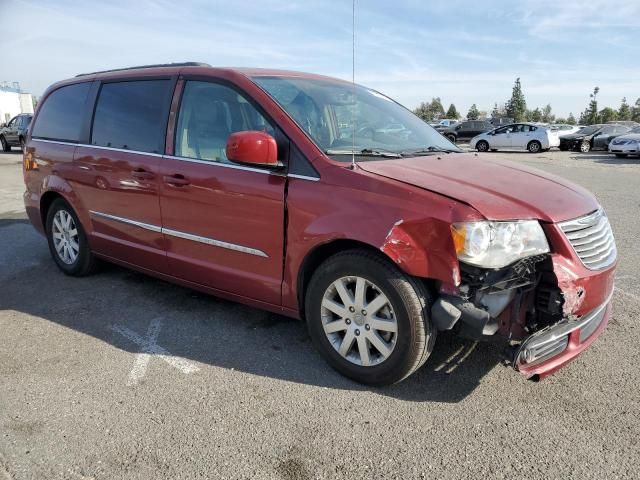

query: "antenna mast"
xmin=351 ymin=0 xmax=356 ymax=169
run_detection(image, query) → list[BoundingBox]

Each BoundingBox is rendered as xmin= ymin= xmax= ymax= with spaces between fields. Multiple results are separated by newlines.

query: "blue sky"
xmin=2 ymin=0 xmax=639 ymax=118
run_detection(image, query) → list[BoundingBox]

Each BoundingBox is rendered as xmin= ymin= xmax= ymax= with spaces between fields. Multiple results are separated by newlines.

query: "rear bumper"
xmin=514 ymin=292 xmax=612 ymax=379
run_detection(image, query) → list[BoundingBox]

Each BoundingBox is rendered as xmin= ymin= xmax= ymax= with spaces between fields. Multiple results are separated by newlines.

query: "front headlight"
xmin=450 ymin=220 xmax=550 ymax=269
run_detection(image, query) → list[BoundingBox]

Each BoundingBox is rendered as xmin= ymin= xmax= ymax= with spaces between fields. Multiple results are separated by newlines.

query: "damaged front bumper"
xmin=431 ymin=211 xmax=617 ymax=380
xmin=514 ymin=290 xmax=612 ymax=379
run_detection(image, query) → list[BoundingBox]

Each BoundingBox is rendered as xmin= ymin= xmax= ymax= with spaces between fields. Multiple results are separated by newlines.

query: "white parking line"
xmin=111 ymin=317 xmax=200 ymax=386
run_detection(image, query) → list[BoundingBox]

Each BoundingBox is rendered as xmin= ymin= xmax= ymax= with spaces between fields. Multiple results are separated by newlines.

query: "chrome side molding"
xmin=89 ymin=210 xmax=268 ymax=258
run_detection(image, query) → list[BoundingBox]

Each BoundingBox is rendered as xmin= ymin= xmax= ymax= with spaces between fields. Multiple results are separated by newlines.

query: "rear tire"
xmin=527 ymin=140 xmax=541 ymax=153
xmin=476 ymin=140 xmax=489 ymax=152
xmin=45 ymin=198 xmax=98 ymax=276
xmin=305 ymin=250 xmax=436 ymax=386
xmin=0 ymin=136 xmax=9 ymax=152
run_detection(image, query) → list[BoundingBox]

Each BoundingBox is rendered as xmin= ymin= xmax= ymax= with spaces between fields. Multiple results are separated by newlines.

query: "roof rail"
xmin=76 ymin=62 xmax=211 ymax=77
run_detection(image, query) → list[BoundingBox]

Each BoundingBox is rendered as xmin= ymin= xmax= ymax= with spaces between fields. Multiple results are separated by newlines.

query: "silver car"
xmin=608 ymin=126 xmax=640 ymax=158
xmin=470 ymin=123 xmax=560 ymax=153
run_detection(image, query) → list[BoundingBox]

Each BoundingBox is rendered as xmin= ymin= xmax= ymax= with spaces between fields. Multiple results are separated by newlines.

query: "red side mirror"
xmin=225 ymin=131 xmax=278 ymax=167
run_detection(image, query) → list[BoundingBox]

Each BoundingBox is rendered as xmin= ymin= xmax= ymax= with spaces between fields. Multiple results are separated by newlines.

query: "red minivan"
xmin=23 ymin=63 xmax=617 ymax=385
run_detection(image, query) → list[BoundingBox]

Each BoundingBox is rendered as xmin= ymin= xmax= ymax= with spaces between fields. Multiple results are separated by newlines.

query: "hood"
xmin=358 ymin=153 xmax=599 ymax=222
xmin=561 ymin=133 xmax=589 ymax=140
xmin=612 ymin=133 xmax=640 ymax=142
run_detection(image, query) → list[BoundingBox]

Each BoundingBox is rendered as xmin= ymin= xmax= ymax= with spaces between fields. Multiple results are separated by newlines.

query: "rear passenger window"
xmin=92 ymin=80 xmax=172 ymax=154
xmin=31 ymin=82 xmax=91 ymax=142
xmin=175 ymin=81 xmax=275 ymax=163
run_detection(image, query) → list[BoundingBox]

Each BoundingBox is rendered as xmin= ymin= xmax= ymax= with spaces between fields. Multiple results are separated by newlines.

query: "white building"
xmin=0 ymin=82 xmax=35 ymax=124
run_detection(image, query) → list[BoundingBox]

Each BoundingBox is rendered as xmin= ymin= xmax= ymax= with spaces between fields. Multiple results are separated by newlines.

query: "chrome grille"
xmin=559 ymin=209 xmax=616 ymax=270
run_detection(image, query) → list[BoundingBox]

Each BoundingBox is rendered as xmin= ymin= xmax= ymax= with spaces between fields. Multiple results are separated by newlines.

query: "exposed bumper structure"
xmin=514 ymin=292 xmax=612 ymax=379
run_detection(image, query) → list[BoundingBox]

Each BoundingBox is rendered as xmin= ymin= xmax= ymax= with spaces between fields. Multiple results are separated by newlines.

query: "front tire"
xmin=446 ymin=134 xmax=456 ymax=143
xmin=45 ymin=198 xmax=98 ymax=276
xmin=20 ymin=136 xmax=25 ymax=152
xmin=579 ymin=140 xmax=591 ymax=153
xmin=305 ymin=250 xmax=435 ymax=386
xmin=527 ymin=140 xmax=541 ymax=153
xmin=476 ymin=140 xmax=489 ymax=152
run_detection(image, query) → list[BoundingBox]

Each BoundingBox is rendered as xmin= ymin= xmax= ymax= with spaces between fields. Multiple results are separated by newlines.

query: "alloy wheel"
xmin=320 ymin=276 xmax=397 ymax=367
xmin=52 ymin=209 xmax=80 ymax=265
xmin=580 ymin=141 xmax=591 ymax=153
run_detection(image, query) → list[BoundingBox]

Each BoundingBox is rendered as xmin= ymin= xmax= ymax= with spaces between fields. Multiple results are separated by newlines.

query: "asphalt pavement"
xmin=1 ymin=147 xmax=639 ymax=479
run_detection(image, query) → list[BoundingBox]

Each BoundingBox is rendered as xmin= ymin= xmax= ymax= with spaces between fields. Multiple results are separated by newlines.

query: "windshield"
xmin=252 ymin=76 xmax=461 ymax=161
xmin=577 ymin=125 xmax=602 ymax=135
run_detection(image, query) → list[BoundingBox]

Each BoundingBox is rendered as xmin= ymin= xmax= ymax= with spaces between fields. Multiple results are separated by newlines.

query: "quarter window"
xmin=31 ymin=82 xmax=91 ymax=142
xmin=175 ymin=81 xmax=275 ymax=163
xmin=91 ymin=80 xmax=172 ymax=154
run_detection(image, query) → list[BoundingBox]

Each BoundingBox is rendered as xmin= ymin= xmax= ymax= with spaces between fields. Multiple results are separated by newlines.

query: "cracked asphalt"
xmin=1 ymin=148 xmax=639 ymax=479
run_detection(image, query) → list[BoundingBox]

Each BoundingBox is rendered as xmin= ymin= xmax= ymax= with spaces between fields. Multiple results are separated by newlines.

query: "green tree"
xmin=491 ymin=102 xmax=506 ymax=119
xmin=413 ymin=101 xmax=431 ymax=121
xmin=445 ymin=103 xmax=460 ymax=119
xmin=599 ymin=107 xmax=618 ymax=124
xmin=618 ymin=97 xmax=631 ymax=121
xmin=466 ymin=104 xmax=480 ymax=120
xmin=633 ymin=98 xmax=640 ymax=122
xmin=529 ymin=107 xmax=542 ymax=122
xmin=555 ymin=117 xmax=567 ymax=124
xmin=585 ymin=86 xmax=600 ymax=124
xmin=541 ymin=104 xmax=554 ymax=123
xmin=567 ymin=113 xmax=576 ymax=125
xmin=430 ymin=97 xmax=446 ymax=119
xmin=506 ymin=78 xmax=527 ymax=122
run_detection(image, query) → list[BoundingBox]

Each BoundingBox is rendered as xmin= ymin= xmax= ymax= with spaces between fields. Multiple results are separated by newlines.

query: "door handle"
xmin=163 ymin=174 xmax=190 ymax=186
xmin=131 ymin=168 xmax=155 ymax=180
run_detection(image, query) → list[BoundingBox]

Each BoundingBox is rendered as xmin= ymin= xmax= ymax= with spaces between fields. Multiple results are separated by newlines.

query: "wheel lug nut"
xmin=349 ymin=306 xmax=355 ymax=312
xmin=345 ymin=319 xmax=351 ymax=325
xmin=365 ymin=324 xmax=370 ymax=331
xmin=361 ymin=310 xmax=367 ymax=315
xmin=355 ymin=329 xmax=360 ymax=336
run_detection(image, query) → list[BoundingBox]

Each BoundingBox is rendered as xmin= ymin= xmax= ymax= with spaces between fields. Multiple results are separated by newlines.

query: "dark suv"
xmin=0 ymin=113 xmax=32 ymax=151
xmin=441 ymin=120 xmax=493 ymax=143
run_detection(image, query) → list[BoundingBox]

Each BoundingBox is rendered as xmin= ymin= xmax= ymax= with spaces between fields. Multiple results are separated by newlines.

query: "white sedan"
xmin=470 ymin=123 xmax=560 ymax=153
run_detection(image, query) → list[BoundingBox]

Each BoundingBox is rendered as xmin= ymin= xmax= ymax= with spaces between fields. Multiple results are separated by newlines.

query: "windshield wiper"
xmin=325 ymin=148 xmax=403 ymax=158
xmin=401 ymin=146 xmax=460 ymax=156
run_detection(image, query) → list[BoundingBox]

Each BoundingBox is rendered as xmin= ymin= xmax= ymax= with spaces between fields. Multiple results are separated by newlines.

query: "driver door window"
xmin=175 ymin=81 xmax=276 ymax=164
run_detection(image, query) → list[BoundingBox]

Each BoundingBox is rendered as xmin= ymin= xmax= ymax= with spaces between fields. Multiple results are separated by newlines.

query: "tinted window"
xmin=32 ymin=82 xmax=91 ymax=142
xmin=175 ymin=81 xmax=275 ymax=164
xmin=92 ymin=80 xmax=172 ymax=154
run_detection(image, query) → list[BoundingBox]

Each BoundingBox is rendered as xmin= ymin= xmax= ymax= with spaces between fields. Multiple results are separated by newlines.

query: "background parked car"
xmin=559 ymin=124 xmax=631 ymax=153
xmin=440 ymin=120 xmax=493 ymax=143
xmin=608 ymin=126 xmax=640 ymax=158
xmin=470 ymin=123 xmax=559 ymax=153
xmin=429 ymin=118 xmax=458 ymax=128
xmin=551 ymin=124 xmax=582 ymax=137
xmin=0 ymin=113 xmax=32 ymax=151
xmin=606 ymin=120 xmax=639 ymax=128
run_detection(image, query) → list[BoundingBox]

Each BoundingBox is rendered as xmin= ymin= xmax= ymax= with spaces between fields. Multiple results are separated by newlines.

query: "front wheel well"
xmin=296 ymin=239 xmax=436 ymax=320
